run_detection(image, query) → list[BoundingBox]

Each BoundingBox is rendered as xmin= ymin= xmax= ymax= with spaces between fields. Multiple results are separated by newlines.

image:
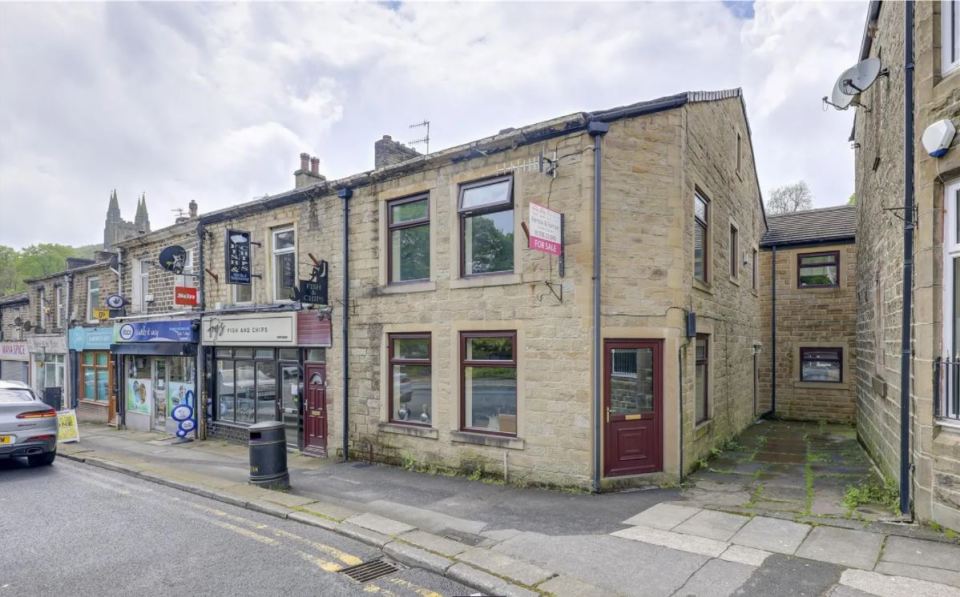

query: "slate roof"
xmin=760 ymin=205 xmax=856 ymax=248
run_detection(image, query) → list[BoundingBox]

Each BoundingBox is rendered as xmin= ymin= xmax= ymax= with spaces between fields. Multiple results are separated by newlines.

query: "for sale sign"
xmin=528 ymin=203 xmax=562 ymax=256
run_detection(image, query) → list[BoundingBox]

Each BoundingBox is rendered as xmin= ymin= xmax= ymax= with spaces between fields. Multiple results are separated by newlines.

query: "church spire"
xmin=107 ymin=189 xmax=120 ymax=220
xmin=135 ymin=192 xmax=150 ymax=232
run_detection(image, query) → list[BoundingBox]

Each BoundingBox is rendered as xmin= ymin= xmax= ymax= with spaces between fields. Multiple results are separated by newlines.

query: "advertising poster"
xmin=57 ymin=410 xmax=80 ymax=443
xmin=167 ymin=381 xmax=195 ymax=415
xmin=126 ymin=379 xmax=152 ymax=415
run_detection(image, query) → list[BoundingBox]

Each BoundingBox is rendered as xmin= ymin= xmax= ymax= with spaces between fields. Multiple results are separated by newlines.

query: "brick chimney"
xmin=189 ymin=200 xmax=198 ymax=219
xmin=375 ymin=135 xmax=421 ymax=169
xmin=295 ymin=152 xmax=325 ymax=189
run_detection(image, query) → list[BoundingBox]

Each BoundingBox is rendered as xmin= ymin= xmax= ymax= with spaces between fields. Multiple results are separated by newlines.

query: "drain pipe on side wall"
xmin=589 ymin=120 xmax=609 ymax=493
xmin=770 ymin=245 xmax=777 ymax=417
xmin=339 ymin=187 xmax=353 ymax=463
xmin=899 ymin=0 xmax=915 ymax=517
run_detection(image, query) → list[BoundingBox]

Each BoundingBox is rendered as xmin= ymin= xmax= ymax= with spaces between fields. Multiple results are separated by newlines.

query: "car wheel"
xmin=28 ymin=451 xmax=56 ymax=467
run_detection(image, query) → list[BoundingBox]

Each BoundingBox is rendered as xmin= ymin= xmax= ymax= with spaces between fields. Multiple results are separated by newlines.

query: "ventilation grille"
xmin=340 ymin=558 xmax=401 ymax=583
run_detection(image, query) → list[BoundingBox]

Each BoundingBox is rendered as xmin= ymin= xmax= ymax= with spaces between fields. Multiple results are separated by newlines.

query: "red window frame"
xmin=388 ymin=333 xmax=431 ymax=426
xmin=387 ymin=194 xmax=430 ymax=285
xmin=459 ymin=331 xmax=518 ymax=436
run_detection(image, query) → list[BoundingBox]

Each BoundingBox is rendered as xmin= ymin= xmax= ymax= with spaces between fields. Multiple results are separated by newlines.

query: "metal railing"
xmin=935 ymin=356 xmax=960 ymax=421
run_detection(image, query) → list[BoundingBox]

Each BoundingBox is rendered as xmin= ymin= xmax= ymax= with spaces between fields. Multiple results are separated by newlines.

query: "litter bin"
xmin=249 ymin=421 xmax=289 ymax=490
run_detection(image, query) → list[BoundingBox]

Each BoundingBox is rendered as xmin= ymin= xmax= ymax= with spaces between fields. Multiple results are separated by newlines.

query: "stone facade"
xmin=758 ymin=240 xmax=858 ymax=423
xmin=852 ymin=0 xmax=960 ymax=529
xmin=115 ymin=222 xmax=201 ymax=316
xmin=199 ymin=90 xmax=764 ymax=489
xmin=0 ymin=293 xmax=30 ymax=342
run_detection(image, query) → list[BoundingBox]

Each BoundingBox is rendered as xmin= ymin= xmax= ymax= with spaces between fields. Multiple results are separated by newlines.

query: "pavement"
xmin=53 ymin=420 xmax=960 ymax=596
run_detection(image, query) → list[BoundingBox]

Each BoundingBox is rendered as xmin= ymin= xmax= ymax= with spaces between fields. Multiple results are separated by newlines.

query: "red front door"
xmin=303 ymin=363 xmax=327 ymax=455
xmin=603 ymin=340 xmax=663 ymax=476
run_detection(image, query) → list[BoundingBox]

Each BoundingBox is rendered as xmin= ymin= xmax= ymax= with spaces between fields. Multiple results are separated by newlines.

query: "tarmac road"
xmin=0 ymin=457 xmax=476 ymax=597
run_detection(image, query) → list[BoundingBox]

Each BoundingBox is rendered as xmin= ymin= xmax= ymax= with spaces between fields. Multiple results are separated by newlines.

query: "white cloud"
xmin=0 ymin=1 xmax=866 ymax=249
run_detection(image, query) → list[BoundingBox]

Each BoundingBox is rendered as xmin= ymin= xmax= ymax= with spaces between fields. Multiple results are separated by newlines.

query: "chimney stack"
xmin=374 ymin=135 xmax=421 ymax=169
xmin=189 ymin=200 xmax=198 ymax=219
xmin=295 ymin=153 xmax=325 ymax=189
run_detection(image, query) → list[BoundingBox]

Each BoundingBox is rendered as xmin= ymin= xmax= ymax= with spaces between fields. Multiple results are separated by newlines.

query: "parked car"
xmin=0 ymin=380 xmax=58 ymax=466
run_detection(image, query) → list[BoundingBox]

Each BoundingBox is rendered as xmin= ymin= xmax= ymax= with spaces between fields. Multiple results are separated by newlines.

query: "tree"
xmin=848 ymin=193 xmax=856 ymax=205
xmin=766 ymin=181 xmax=813 ymax=215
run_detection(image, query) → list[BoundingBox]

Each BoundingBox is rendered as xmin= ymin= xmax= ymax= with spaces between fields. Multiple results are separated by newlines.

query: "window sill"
xmin=935 ymin=418 xmax=960 ymax=434
xmin=692 ymin=279 xmax=713 ymax=295
xmin=378 ymin=422 xmax=439 ymax=440
xmin=379 ymin=281 xmax=437 ymax=295
xmin=729 ymin=276 xmax=740 ymax=287
xmin=450 ymin=430 xmax=524 ymax=450
xmin=793 ymin=381 xmax=849 ymax=390
xmin=79 ymin=400 xmax=108 ymax=407
xmin=450 ymin=273 xmax=521 ymax=290
xmin=693 ymin=419 xmax=712 ymax=439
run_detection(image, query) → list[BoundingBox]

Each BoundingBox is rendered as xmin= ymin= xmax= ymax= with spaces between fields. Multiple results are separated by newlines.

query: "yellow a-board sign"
xmin=57 ymin=410 xmax=80 ymax=443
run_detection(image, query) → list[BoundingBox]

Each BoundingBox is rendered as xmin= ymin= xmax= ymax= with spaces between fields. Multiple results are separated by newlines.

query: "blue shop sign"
xmin=68 ymin=326 xmax=115 ymax=351
xmin=113 ymin=320 xmax=198 ymax=343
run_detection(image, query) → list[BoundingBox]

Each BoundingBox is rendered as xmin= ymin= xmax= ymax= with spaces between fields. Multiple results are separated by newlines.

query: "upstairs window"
xmin=133 ymin=259 xmax=150 ymax=313
xmin=752 ymin=248 xmax=759 ymax=290
xmin=944 ymin=0 xmax=960 ymax=74
xmin=694 ymin=193 xmax=709 ymax=283
xmin=459 ymin=177 xmax=514 ymax=276
xmin=38 ymin=287 xmax=46 ymax=330
xmin=798 ymin=251 xmax=840 ymax=288
xmin=736 ymin=132 xmax=742 ymax=176
xmin=388 ymin=195 xmax=430 ymax=283
xmin=729 ymin=224 xmax=739 ymax=279
xmin=87 ymin=277 xmax=101 ymax=323
xmin=272 ymin=227 xmax=296 ymax=301
xmin=55 ymin=285 xmax=63 ymax=329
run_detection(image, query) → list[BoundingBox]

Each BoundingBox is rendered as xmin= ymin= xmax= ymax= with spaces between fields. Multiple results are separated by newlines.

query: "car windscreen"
xmin=0 ymin=388 xmax=37 ymax=403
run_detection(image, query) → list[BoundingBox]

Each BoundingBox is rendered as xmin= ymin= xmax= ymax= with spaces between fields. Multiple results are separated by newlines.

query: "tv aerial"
xmin=823 ymin=57 xmax=888 ymax=111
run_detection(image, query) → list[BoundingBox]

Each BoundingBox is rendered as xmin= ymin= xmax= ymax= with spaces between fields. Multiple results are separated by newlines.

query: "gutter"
xmin=339 ymin=187 xmax=353 ymax=463
xmin=588 ymin=120 xmax=609 ymax=492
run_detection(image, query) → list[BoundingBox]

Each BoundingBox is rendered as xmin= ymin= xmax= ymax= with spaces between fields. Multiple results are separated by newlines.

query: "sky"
xmin=0 ymin=1 xmax=866 ymax=249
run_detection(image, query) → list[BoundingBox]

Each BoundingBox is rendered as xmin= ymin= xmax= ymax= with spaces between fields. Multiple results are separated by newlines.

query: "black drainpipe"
xmin=197 ymin=222 xmax=206 ymax=311
xmin=770 ymin=245 xmax=777 ymax=417
xmin=588 ymin=120 xmax=609 ymax=493
xmin=899 ymin=0 xmax=915 ymax=517
xmin=338 ymin=187 xmax=353 ymax=463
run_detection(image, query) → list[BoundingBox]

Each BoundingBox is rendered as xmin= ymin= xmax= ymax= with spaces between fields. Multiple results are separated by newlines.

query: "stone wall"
xmin=0 ymin=297 xmax=29 ymax=341
xmin=119 ymin=223 xmax=201 ymax=316
xmin=72 ymin=264 xmax=119 ymax=325
xmin=758 ymin=243 xmax=858 ymax=423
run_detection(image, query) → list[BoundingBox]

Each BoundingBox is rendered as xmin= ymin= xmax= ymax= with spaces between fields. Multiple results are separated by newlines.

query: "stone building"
xmin=758 ymin=206 xmax=858 ymax=423
xmin=196 ymin=88 xmax=765 ymax=489
xmin=104 ymin=189 xmax=151 ymax=249
xmin=0 ymin=292 xmax=30 ymax=382
xmin=851 ymin=0 xmax=960 ymax=529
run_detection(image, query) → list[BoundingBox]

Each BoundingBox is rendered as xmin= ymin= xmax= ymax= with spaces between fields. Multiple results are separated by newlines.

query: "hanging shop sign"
xmin=202 ymin=312 xmax=297 ymax=346
xmin=226 ymin=229 xmax=252 ymax=284
xmin=0 ymin=342 xmax=29 ymax=361
xmin=158 ymin=245 xmax=187 ymax=274
xmin=106 ymin=294 xmax=126 ymax=309
xmin=528 ymin=203 xmax=563 ymax=257
xmin=114 ymin=320 xmax=198 ymax=343
xmin=174 ymin=286 xmax=198 ymax=306
xmin=293 ymin=261 xmax=328 ymax=305
xmin=68 ymin=326 xmax=114 ymax=351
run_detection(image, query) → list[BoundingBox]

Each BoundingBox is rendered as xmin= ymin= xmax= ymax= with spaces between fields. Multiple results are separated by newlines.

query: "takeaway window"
xmin=944 ymin=0 xmax=960 ymax=74
xmin=798 ymin=251 xmax=839 ymax=288
xmin=461 ymin=332 xmax=517 ymax=435
xmin=388 ymin=334 xmax=431 ymax=425
xmin=272 ymin=226 xmax=296 ymax=302
xmin=388 ymin=195 xmax=430 ymax=283
xmin=216 ymin=349 xmax=279 ymax=425
xmin=800 ymin=348 xmax=843 ymax=383
xmin=459 ymin=177 xmax=514 ymax=277
xmin=694 ymin=193 xmax=709 ymax=283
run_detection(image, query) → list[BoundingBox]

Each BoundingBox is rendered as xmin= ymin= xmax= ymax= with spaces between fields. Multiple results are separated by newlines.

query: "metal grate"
xmin=340 ymin=558 xmax=401 ymax=583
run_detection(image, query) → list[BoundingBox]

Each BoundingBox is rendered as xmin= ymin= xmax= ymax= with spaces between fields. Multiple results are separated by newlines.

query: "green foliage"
xmin=843 ymin=478 xmax=899 ymax=514
xmin=848 ymin=193 xmax=856 ymax=206
xmin=0 ymin=243 xmax=101 ymax=296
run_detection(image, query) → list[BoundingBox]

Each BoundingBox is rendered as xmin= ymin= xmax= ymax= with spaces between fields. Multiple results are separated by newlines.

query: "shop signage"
xmin=57 ymin=410 xmax=80 ymax=443
xmin=92 ymin=308 xmax=110 ymax=321
xmin=68 ymin=326 xmax=114 ymax=351
xmin=297 ymin=312 xmax=332 ymax=347
xmin=0 ymin=341 xmax=29 ymax=361
xmin=174 ymin=286 xmax=198 ymax=306
xmin=26 ymin=335 xmax=66 ymax=354
xmin=226 ymin=229 xmax=252 ymax=285
xmin=114 ymin=320 xmax=198 ymax=343
xmin=528 ymin=202 xmax=563 ymax=256
xmin=294 ymin=261 xmax=328 ymax=305
xmin=159 ymin=245 xmax=187 ymax=274
xmin=106 ymin=294 xmax=126 ymax=309
xmin=202 ymin=312 xmax=297 ymax=346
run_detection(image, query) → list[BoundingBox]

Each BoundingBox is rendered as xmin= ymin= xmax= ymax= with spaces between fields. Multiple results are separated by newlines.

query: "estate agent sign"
xmin=528 ymin=203 xmax=563 ymax=256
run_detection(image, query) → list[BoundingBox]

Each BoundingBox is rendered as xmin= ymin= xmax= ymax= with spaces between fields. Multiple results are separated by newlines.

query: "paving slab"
xmin=399 ymin=529 xmax=469 ymax=557
xmin=622 ymin=503 xmax=700 ymax=530
xmin=446 ymin=562 xmax=514 ymax=596
xmin=261 ymin=492 xmax=318 ymax=508
xmin=336 ymin=522 xmax=392 ymax=548
xmin=245 ymin=499 xmax=291 ymax=518
xmin=673 ymin=509 xmax=750 ymax=542
xmin=881 ymin=535 xmax=960 ymax=571
xmin=673 ymin=558 xmax=755 ymax=597
xmin=537 ymin=575 xmax=606 ymax=597
xmin=719 ymin=544 xmax=771 ymax=566
xmin=383 ymin=541 xmax=454 ymax=575
xmin=287 ymin=510 xmax=338 ymax=531
xmin=457 ymin=547 xmax=555 ymax=586
xmin=611 ymin=525 xmax=727 ymax=558
xmin=345 ymin=512 xmax=416 ymax=536
xmin=875 ymin=561 xmax=960 ymax=588
xmin=730 ymin=516 xmax=811 ymax=554
xmin=839 ymin=569 xmax=960 ymax=597
xmin=795 ymin=526 xmax=883 ymax=570
xmin=297 ymin=500 xmax=358 ymax=522
xmin=733 ymin=553 xmax=844 ymax=597
xmin=826 ymin=585 xmax=877 ymax=597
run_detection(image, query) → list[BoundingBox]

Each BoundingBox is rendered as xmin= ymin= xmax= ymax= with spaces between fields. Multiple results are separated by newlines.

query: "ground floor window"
xmin=695 ymin=335 xmax=709 ymax=424
xmin=800 ymin=347 xmax=842 ymax=383
xmin=80 ymin=351 xmax=110 ymax=402
xmin=461 ymin=331 xmax=517 ymax=435
xmin=389 ymin=333 xmax=431 ymax=425
xmin=215 ymin=348 xmax=281 ymax=425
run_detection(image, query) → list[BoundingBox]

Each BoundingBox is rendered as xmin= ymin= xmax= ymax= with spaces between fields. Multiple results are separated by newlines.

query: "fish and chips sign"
xmin=528 ymin=203 xmax=563 ymax=256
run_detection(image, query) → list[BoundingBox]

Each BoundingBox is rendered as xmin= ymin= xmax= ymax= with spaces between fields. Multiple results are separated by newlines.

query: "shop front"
xmin=68 ymin=326 xmax=116 ymax=424
xmin=27 ymin=335 xmax=68 ymax=409
xmin=0 ymin=341 xmax=29 ymax=384
xmin=111 ymin=319 xmax=199 ymax=436
xmin=202 ymin=310 xmax=330 ymax=453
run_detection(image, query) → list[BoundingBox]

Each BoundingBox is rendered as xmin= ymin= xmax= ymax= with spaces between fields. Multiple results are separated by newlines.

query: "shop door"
xmin=280 ymin=363 xmax=301 ymax=450
xmin=303 ymin=363 xmax=326 ymax=455
xmin=153 ymin=358 xmax=168 ymax=431
xmin=603 ymin=340 xmax=663 ymax=477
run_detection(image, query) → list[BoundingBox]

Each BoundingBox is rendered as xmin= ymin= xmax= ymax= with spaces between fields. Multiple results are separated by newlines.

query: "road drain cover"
xmin=340 ymin=558 xmax=401 ymax=583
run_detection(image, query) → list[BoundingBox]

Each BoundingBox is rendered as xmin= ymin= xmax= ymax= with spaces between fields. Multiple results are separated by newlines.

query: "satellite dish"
xmin=158 ymin=245 xmax=187 ymax=274
xmin=22 ymin=321 xmax=32 ymax=332
xmin=824 ymin=57 xmax=887 ymax=111
xmin=13 ymin=316 xmax=22 ymax=326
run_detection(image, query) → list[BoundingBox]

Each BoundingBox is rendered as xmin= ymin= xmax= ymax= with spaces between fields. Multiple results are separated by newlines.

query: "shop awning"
xmin=110 ymin=342 xmax=197 ymax=356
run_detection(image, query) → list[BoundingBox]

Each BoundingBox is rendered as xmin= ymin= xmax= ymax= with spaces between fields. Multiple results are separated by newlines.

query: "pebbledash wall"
xmin=853 ymin=0 xmax=960 ymax=529
xmin=198 ymin=89 xmax=765 ymax=489
xmin=758 ymin=207 xmax=858 ymax=424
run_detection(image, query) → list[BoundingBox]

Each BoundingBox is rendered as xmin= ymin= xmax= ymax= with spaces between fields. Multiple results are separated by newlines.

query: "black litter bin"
xmin=249 ymin=421 xmax=289 ymax=490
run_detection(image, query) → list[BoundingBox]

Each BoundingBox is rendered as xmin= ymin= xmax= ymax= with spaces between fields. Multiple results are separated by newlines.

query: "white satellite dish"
xmin=824 ymin=57 xmax=887 ymax=111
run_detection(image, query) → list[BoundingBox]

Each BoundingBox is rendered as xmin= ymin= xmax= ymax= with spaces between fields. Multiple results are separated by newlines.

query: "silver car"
xmin=0 ymin=380 xmax=57 ymax=466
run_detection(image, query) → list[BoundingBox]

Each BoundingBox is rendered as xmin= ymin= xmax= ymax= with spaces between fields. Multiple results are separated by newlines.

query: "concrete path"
xmin=56 ymin=423 xmax=960 ymax=596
